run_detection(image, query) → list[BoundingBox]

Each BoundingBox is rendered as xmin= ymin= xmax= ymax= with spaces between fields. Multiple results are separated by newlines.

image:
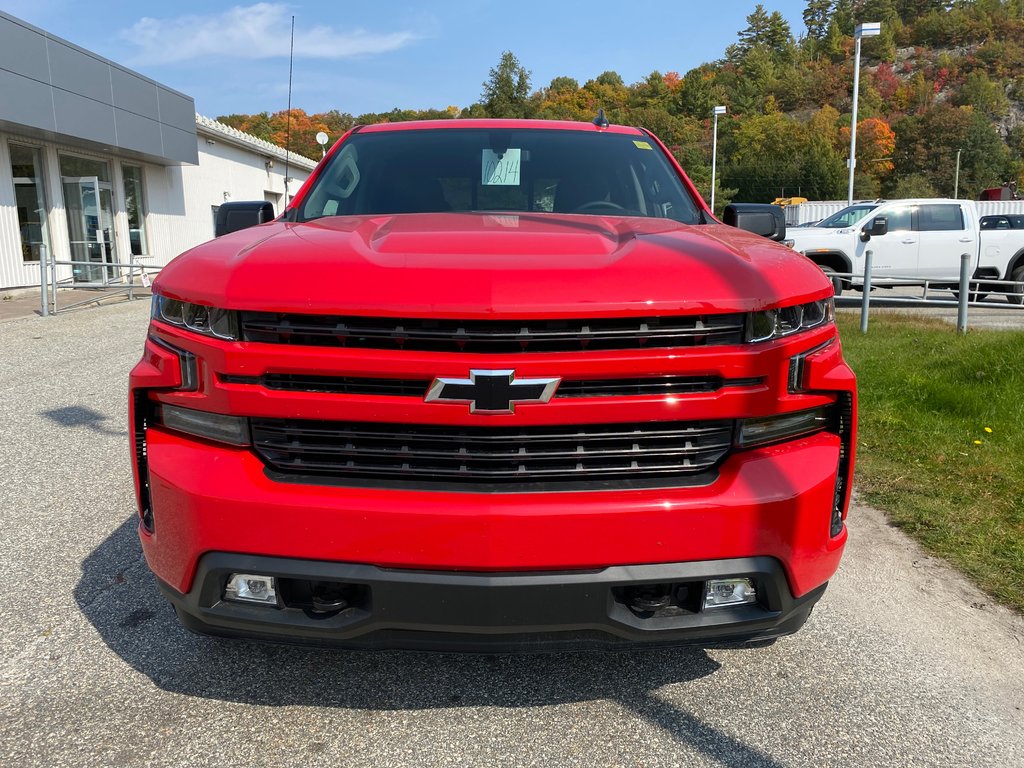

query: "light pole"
xmin=954 ymin=148 xmax=962 ymax=198
xmin=847 ymin=22 xmax=881 ymax=206
xmin=711 ymin=105 xmax=727 ymax=214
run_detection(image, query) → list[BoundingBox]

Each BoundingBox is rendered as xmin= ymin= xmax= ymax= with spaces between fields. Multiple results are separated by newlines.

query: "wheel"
xmin=1009 ymin=266 xmax=1024 ymax=305
xmin=572 ymin=200 xmax=626 ymax=214
xmin=819 ymin=265 xmax=843 ymax=297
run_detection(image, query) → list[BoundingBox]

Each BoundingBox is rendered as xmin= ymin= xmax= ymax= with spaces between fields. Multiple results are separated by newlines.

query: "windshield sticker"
xmin=633 ymin=140 xmax=653 ymax=150
xmin=482 ymin=149 xmax=521 ymax=186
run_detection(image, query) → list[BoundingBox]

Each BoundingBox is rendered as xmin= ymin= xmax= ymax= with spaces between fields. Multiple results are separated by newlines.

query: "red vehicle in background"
xmin=129 ymin=118 xmax=856 ymax=650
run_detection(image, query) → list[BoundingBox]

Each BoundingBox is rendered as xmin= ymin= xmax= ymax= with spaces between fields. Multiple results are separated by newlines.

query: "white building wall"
xmin=0 ymin=125 xmax=314 ymax=290
xmin=155 ymin=133 xmax=311 ymax=264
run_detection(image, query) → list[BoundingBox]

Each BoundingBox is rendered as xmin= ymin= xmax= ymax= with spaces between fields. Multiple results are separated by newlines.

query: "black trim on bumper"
xmin=160 ymin=554 xmax=826 ymax=651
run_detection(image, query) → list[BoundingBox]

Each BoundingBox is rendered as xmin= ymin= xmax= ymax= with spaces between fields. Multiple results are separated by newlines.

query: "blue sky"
xmin=6 ymin=1 xmax=812 ymax=118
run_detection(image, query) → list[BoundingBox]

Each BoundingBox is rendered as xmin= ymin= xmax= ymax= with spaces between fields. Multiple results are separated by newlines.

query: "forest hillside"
xmin=219 ymin=1 xmax=1024 ymax=211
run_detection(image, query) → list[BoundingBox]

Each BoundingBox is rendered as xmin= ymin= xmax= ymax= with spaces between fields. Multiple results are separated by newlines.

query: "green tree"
xmin=481 ymin=51 xmax=532 ymax=118
xmin=547 ymin=76 xmax=579 ymax=95
xmin=594 ymin=71 xmax=625 ymax=87
xmin=892 ymin=105 xmax=1011 ymax=198
xmin=953 ymin=72 xmax=1009 ymax=119
xmin=890 ymin=173 xmax=939 ymax=198
xmin=677 ymin=65 xmax=724 ymax=119
xmin=803 ymin=0 xmax=834 ymax=41
xmin=630 ymin=71 xmax=674 ymax=111
xmin=728 ymin=4 xmax=795 ymax=63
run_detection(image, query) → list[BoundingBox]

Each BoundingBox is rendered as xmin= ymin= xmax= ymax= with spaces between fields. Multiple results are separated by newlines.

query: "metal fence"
xmin=834 ymin=251 xmax=1023 ymax=333
xmin=37 ymin=244 xmax=160 ymax=316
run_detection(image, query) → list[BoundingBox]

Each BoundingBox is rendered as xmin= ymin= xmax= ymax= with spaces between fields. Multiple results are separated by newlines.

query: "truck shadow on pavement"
xmin=41 ymin=405 xmax=127 ymax=436
xmin=77 ymin=517 xmax=787 ymax=768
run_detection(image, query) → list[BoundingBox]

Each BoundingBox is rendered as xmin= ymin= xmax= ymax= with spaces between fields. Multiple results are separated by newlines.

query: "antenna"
xmin=593 ymin=109 xmax=609 ymax=129
xmin=283 ymin=15 xmax=295 ymax=204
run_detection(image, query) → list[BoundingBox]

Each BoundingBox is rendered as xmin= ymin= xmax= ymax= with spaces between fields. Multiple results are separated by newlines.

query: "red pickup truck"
xmin=129 ymin=118 xmax=856 ymax=650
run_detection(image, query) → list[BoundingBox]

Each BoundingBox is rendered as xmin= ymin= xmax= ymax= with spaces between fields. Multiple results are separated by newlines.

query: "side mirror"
xmin=215 ymin=201 xmax=276 ymax=237
xmin=860 ymin=216 xmax=888 ymax=242
xmin=723 ymin=203 xmax=787 ymax=242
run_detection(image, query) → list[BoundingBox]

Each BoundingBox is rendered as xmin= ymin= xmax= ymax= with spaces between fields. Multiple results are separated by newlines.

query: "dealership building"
xmin=0 ymin=11 xmax=316 ymax=292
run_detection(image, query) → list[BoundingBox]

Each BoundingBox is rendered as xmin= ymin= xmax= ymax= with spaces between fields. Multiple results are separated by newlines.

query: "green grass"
xmin=836 ymin=313 xmax=1024 ymax=611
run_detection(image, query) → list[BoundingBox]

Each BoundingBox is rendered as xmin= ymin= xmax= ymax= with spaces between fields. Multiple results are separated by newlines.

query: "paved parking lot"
xmin=1 ymin=300 xmax=1022 ymax=768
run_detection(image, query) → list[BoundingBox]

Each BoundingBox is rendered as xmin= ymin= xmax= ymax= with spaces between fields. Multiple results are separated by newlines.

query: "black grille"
xmin=223 ymin=374 xmax=432 ymax=397
xmin=556 ymin=376 xmax=762 ymax=398
xmin=251 ymin=418 xmax=734 ymax=488
xmin=222 ymin=373 xmax=762 ymax=398
xmin=239 ymin=313 xmax=746 ymax=352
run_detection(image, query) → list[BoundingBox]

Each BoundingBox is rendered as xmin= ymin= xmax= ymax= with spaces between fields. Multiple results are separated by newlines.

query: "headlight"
xmin=746 ymin=298 xmax=833 ymax=343
xmin=152 ymin=295 xmax=239 ymax=340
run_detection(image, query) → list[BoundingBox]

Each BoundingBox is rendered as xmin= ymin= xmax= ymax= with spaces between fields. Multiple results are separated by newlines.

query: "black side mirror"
xmin=215 ymin=201 xmax=276 ymax=237
xmin=860 ymin=216 xmax=888 ymax=242
xmin=723 ymin=203 xmax=787 ymax=242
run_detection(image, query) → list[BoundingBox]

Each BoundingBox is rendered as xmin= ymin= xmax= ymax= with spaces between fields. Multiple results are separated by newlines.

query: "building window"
xmin=122 ymin=164 xmax=148 ymax=256
xmin=9 ymin=143 xmax=50 ymax=263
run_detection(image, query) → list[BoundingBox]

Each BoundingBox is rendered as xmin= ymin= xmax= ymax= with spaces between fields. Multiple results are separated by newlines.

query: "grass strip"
xmin=836 ymin=313 xmax=1024 ymax=612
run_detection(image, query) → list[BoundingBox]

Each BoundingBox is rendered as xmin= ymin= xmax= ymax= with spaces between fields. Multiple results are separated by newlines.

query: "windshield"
xmin=816 ymin=205 xmax=878 ymax=228
xmin=295 ymin=128 xmax=702 ymax=224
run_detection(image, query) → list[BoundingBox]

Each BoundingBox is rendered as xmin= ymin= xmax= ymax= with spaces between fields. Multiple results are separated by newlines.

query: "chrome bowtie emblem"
xmin=425 ymin=370 xmax=561 ymax=414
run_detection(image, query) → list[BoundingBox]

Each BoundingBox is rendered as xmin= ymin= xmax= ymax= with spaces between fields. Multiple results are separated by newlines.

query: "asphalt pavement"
xmin=1 ymin=300 xmax=1022 ymax=768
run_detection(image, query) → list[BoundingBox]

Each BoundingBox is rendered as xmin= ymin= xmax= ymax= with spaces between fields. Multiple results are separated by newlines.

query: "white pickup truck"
xmin=785 ymin=198 xmax=1024 ymax=303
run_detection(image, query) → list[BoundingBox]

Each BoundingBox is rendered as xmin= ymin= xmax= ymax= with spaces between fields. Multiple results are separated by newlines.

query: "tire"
xmin=820 ymin=265 xmax=843 ymax=297
xmin=1009 ymin=266 xmax=1024 ymax=305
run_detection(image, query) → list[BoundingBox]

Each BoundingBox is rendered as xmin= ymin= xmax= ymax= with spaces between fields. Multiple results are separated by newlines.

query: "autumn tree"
xmin=839 ymin=117 xmax=896 ymax=193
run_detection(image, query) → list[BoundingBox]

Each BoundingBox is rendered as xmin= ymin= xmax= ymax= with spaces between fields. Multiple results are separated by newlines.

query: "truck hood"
xmin=155 ymin=213 xmax=832 ymax=316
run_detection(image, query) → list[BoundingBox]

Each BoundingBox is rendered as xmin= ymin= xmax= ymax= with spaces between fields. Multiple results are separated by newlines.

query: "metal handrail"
xmin=38 ymin=248 xmax=161 ymax=315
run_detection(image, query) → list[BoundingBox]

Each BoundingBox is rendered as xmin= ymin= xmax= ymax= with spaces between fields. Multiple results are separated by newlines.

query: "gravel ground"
xmin=1 ymin=300 xmax=1022 ymax=768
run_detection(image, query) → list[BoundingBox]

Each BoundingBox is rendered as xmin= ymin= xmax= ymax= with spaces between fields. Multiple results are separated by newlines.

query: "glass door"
xmin=59 ymin=154 xmax=117 ymax=284
xmin=62 ymin=176 xmax=118 ymax=283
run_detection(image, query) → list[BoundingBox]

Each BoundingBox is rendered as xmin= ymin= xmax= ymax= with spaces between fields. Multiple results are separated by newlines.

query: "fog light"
xmin=224 ymin=574 xmax=278 ymax=605
xmin=704 ymin=578 xmax=757 ymax=609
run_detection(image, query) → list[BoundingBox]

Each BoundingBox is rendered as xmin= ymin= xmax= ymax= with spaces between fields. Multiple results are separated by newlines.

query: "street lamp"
xmin=711 ymin=105 xmax=727 ymax=213
xmin=847 ymin=21 xmax=881 ymax=206
xmin=954 ymin=148 xmax=962 ymax=198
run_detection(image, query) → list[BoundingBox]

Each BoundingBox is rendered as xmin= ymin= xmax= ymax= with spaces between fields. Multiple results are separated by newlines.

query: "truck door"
xmin=857 ymin=205 xmax=915 ymax=282
xmin=916 ymin=203 xmax=974 ymax=279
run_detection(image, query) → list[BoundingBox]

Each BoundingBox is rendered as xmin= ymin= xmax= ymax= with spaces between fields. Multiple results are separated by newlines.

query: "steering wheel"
xmin=572 ymin=200 xmax=626 ymax=213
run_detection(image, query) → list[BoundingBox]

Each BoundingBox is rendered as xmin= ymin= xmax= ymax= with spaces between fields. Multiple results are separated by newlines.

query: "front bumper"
xmin=160 ymin=553 xmax=826 ymax=651
xmin=140 ymin=426 xmax=847 ymax=600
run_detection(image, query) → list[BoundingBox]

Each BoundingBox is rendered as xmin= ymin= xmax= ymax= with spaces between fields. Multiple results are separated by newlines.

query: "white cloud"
xmin=121 ymin=3 xmax=417 ymax=65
